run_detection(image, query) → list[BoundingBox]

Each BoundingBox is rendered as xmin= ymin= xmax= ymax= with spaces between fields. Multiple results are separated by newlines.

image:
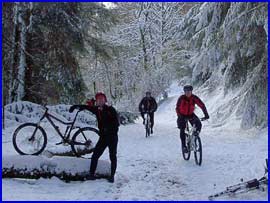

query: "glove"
xmin=201 ymin=114 xmax=209 ymax=121
xmin=69 ymin=105 xmax=78 ymax=113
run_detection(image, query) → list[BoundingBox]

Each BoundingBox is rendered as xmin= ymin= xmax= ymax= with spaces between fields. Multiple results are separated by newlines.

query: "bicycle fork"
xmin=29 ymin=127 xmax=39 ymax=142
xmin=29 ymin=119 xmax=43 ymax=142
xmin=189 ymin=134 xmax=195 ymax=151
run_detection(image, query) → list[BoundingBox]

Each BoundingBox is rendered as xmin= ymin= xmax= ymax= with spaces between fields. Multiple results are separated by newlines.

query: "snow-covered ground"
xmin=2 ymin=82 xmax=268 ymax=200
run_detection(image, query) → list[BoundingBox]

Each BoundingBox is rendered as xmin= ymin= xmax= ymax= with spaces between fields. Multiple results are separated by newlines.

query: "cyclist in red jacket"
xmin=176 ymin=85 xmax=209 ymax=153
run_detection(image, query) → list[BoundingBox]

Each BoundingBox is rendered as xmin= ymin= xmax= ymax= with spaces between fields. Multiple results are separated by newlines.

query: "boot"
xmin=108 ymin=176 xmax=114 ymax=183
xmin=86 ymin=173 xmax=96 ymax=180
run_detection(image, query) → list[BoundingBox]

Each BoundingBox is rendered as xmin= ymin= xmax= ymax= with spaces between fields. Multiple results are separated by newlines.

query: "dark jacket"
xmin=70 ymin=104 xmax=119 ymax=136
xmin=176 ymin=94 xmax=209 ymax=117
xmin=139 ymin=97 xmax=158 ymax=113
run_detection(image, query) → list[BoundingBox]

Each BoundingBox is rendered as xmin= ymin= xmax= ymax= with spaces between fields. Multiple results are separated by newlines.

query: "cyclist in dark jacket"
xmin=69 ymin=92 xmax=119 ymax=183
xmin=176 ymin=85 xmax=209 ymax=153
xmin=139 ymin=91 xmax=158 ymax=134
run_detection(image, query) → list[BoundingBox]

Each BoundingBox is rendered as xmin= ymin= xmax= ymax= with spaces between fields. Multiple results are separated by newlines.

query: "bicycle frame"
xmin=37 ymin=107 xmax=80 ymax=141
xmin=185 ymin=120 xmax=197 ymax=151
xmin=144 ymin=112 xmax=151 ymax=128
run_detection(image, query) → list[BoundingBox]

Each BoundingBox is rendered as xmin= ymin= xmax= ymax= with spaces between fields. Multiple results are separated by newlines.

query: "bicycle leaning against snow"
xmin=12 ymin=106 xmax=99 ymax=157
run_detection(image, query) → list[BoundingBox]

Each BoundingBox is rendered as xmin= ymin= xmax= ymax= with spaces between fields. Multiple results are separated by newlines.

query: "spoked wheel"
xmin=71 ymin=127 xmax=99 ymax=158
xmin=145 ymin=125 xmax=150 ymax=138
xmin=182 ymin=133 xmax=191 ymax=160
xmin=194 ymin=135 xmax=202 ymax=166
xmin=145 ymin=117 xmax=151 ymax=138
xmin=13 ymin=123 xmax=47 ymax=155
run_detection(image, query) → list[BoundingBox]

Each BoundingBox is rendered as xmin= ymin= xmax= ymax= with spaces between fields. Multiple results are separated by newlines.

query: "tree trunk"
xmin=2 ymin=155 xmax=110 ymax=182
xmin=104 ymin=62 xmax=116 ymax=100
xmin=10 ymin=3 xmax=21 ymax=102
xmin=140 ymin=27 xmax=148 ymax=71
xmin=44 ymin=148 xmax=95 ymax=157
xmin=15 ymin=9 xmax=27 ymax=101
xmin=2 ymin=168 xmax=109 ymax=182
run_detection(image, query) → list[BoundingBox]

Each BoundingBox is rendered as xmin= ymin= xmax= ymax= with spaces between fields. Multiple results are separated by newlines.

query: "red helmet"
xmin=95 ymin=92 xmax=107 ymax=102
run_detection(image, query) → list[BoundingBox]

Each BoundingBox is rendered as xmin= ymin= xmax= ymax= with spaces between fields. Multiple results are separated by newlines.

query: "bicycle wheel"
xmin=194 ymin=135 xmax=202 ymax=165
xmin=71 ymin=127 xmax=99 ymax=158
xmin=182 ymin=133 xmax=191 ymax=160
xmin=145 ymin=114 xmax=151 ymax=138
xmin=13 ymin=123 xmax=47 ymax=155
xmin=145 ymin=120 xmax=150 ymax=138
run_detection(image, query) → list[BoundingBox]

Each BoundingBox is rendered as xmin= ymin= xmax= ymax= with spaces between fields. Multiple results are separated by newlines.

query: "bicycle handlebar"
xmin=200 ymin=117 xmax=209 ymax=121
xmin=184 ymin=117 xmax=208 ymax=122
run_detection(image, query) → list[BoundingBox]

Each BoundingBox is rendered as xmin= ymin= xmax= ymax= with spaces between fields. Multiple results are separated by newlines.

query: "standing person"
xmin=176 ymin=85 xmax=209 ymax=153
xmin=69 ymin=92 xmax=119 ymax=183
xmin=139 ymin=91 xmax=158 ymax=134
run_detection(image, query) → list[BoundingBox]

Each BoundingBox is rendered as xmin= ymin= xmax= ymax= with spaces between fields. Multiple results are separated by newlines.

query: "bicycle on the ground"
xmin=182 ymin=118 xmax=205 ymax=166
xmin=208 ymin=159 xmax=268 ymax=200
xmin=12 ymin=106 xmax=99 ymax=157
xmin=144 ymin=111 xmax=151 ymax=138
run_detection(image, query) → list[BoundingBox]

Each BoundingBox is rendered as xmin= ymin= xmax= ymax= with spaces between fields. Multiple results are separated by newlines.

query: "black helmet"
xmin=183 ymin=85 xmax=193 ymax=92
xmin=146 ymin=91 xmax=151 ymax=95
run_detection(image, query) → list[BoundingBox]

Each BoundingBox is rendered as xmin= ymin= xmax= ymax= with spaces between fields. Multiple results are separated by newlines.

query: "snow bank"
xmin=4 ymin=101 xmax=138 ymax=128
xmin=4 ymin=101 xmax=96 ymax=128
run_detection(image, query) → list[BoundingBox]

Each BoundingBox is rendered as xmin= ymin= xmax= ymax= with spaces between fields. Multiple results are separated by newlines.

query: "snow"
xmin=3 ymin=155 xmax=110 ymax=176
xmin=2 ymin=82 xmax=268 ymax=200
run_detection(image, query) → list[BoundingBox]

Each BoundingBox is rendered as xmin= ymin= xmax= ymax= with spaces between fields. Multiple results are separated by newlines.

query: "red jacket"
xmin=176 ymin=94 xmax=208 ymax=117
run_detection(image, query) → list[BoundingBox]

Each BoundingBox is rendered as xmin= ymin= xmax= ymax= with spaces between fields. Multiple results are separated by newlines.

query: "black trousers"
xmin=90 ymin=135 xmax=118 ymax=177
xmin=141 ymin=112 xmax=154 ymax=128
xmin=177 ymin=114 xmax=202 ymax=146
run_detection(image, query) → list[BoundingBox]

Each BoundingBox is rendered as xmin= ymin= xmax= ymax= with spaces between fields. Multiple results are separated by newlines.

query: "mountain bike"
xmin=182 ymin=118 xmax=204 ymax=166
xmin=208 ymin=159 xmax=268 ymax=200
xmin=12 ymin=106 xmax=99 ymax=157
xmin=144 ymin=111 xmax=151 ymax=138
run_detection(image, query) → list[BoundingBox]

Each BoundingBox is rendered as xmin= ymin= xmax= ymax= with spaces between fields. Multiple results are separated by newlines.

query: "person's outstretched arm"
xmin=69 ymin=104 xmax=98 ymax=116
xmin=193 ymin=95 xmax=209 ymax=119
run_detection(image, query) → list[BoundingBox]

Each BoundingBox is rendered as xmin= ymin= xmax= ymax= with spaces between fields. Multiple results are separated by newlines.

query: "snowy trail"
xmin=2 ymin=82 xmax=268 ymax=200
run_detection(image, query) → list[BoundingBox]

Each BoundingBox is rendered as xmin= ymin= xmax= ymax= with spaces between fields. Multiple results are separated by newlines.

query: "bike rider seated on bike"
xmin=176 ymin=85 xmax=209 ymax=153
xmin=69 ymin=92 xmax=119 ymax=183
xmin=139 ymin=91 xmax=158 ymax=134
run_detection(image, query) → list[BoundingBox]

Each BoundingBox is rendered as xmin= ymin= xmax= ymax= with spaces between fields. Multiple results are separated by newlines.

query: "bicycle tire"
xmin=182 ymin=133 xmax=191 ymax=160
xmin=145 ymin=124 xmax=149 ymax=138
xmin=71 ymin=127 xmax=99 ymax=157
xmin=194 ymin=135 xmax=202 ymax=165
xmin=145 ymin=115 xmax=150 ymax=138
xmin=13 ymin=123 xmax=47 ymax=155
